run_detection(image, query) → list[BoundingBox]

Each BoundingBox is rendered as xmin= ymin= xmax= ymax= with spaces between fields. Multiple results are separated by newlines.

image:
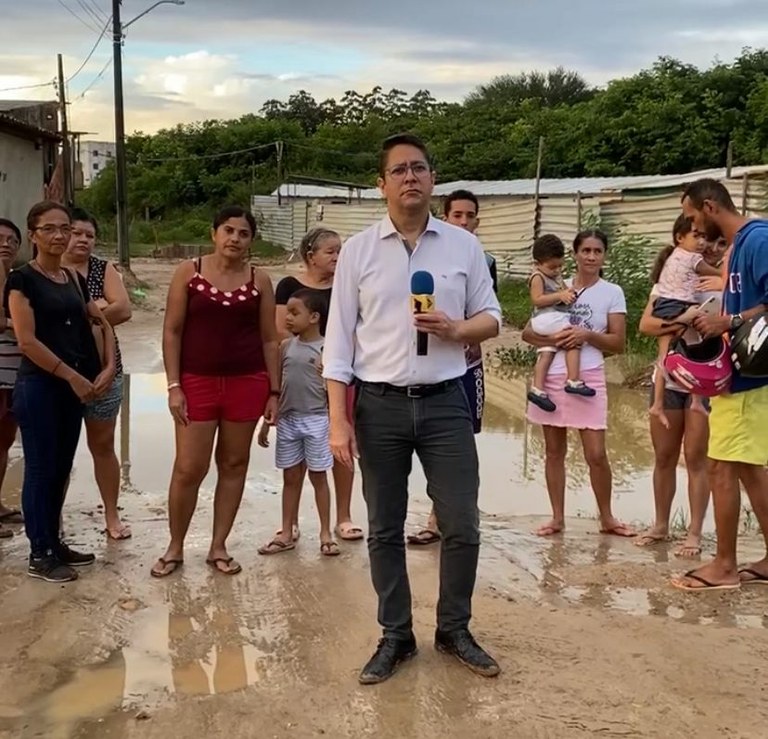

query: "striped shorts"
xmin=275 ymin=412 xmax=333 ymax=472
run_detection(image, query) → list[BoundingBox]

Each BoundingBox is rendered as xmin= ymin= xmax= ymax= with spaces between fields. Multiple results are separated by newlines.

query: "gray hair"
xmin=299 ymin=227 xmax=339 ymax=263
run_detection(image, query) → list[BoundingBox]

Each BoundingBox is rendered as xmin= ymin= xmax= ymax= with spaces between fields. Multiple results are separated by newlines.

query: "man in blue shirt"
xmin=672 ymin=178 xmax=768 ymax=591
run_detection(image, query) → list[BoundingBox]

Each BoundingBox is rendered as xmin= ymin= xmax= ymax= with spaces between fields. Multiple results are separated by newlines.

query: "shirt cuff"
xmin=322 ymin=363 xmax=354 ymax=385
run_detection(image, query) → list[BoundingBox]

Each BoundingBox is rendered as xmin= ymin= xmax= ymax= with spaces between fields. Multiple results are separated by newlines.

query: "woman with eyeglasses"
xmin=63 ymin=208 xmax=132 ymax=541
xmin=3 ymin=201 xmax=116 ymax=583
xmin=0 ymin=217 xmax=24 ymax=540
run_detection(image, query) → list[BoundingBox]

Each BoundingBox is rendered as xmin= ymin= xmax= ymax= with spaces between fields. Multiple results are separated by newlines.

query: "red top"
xmin=180 ymin=260 xmax=266 ymax=376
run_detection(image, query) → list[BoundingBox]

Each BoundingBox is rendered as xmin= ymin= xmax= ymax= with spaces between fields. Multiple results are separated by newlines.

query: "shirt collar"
xmin=378 ymin=213 xmax=444 ymax=240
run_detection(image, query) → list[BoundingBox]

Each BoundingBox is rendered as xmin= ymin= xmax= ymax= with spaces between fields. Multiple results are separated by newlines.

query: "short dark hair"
xmin=70 ymin=207 xmax=99 ymax=237
xmin=378 ymin=133 xmax=431 ymax=178
xmin=27 ymin=200 xmax=70 ymax=232
xmin=443 ymin=189 xmax=479 ymax=217
xmin=213 ymin=205 xmax=257 ymax=237
xmin=682 ymin=178 xmax=737 ymax=212
xmin=290 ymin=288 xmax=327 ymax=317
xmin=532 ymin=234 xmax=565 ymax=262
xmin=0 ymin=218 xmax=21 ymax=244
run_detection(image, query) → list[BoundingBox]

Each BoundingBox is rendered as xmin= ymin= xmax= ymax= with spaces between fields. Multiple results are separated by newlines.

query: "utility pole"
xmin=276 ymin=140 xmax=284 ymax=206
xmin=112 ymin=0 xmax=130 ymax=269
xmin=57 ymin=54 xmax=73 ymax=207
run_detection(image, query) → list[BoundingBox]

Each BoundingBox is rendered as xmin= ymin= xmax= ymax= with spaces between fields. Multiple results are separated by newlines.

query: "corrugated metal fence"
xmin=253 ymin=174 xmax=768 ymax=275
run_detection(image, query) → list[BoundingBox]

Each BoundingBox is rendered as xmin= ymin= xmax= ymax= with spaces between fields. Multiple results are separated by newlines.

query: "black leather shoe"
xmin=358 ymin=636 xmax=418 ymax=685
xmin=435 ymin=629 xmax=500 ymax=677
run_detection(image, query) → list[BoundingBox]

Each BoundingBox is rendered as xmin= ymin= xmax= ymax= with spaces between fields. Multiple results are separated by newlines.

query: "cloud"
xmin=2 ymin=0 xmax=767 ymax=137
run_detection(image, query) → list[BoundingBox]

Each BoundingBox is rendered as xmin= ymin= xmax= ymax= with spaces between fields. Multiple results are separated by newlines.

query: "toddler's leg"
xmin=564 ymin=348 xmax=596 ymax=397
xmin=649 ymin=336 xmax=671 ymax=430
xmin=528 ymin=351 xmax=557 ymax=412
xmin=309 ymin=470 xmax=339 ymax=556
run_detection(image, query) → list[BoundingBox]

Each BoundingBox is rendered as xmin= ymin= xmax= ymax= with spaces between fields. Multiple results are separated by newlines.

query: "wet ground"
xmin=1 ymin=261 xmax=767 ymax=738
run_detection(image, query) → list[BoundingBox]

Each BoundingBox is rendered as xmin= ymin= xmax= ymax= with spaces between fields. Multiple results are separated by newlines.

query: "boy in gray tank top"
xmin=527 ymin=234 xmax=596 ymax=413
xmin=258 ymin=290 xmax=339 ymax=558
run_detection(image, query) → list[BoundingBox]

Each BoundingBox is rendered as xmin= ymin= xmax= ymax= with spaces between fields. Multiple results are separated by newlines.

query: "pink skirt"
xmin=526 ymin=366 xmax=608 ymax=430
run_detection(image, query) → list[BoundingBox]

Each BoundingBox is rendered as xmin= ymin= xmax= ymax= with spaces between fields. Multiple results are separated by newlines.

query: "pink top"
xmin=656 ymin=247 xmax=703 ymax=303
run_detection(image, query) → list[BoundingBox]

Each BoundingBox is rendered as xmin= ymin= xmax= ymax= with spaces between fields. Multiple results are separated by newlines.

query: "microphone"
xmin=410 ymin=270 xmax=435 ymax=357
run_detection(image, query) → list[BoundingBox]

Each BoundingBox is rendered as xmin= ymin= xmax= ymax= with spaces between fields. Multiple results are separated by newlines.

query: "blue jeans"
xmin=355 ymin=380 xmax=480 ymax=640
xmin=13 ymin=373 xmax=84 ymax=557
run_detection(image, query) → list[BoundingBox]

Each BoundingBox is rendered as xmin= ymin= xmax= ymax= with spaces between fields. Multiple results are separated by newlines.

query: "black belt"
xmin=359 ymin=379 xmax=457 ymax=399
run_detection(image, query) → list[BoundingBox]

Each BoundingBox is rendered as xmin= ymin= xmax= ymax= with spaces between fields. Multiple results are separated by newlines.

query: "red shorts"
xmin=181 ymin=372 xmax=269 ymax=423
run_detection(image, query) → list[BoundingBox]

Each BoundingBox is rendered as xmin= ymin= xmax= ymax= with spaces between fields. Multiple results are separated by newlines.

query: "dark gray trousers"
xmin=355 ymin=380 xmax=480 ymax=641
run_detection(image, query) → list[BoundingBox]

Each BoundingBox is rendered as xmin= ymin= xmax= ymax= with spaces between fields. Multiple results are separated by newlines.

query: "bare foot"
xmin=634 ymin=528 xmax=671 ymax=547
xmin=670 ymin=560 xmax=740 ymax=591
xmin=533 ymin=520 xmax=564 ymax=537
xmin=674 ymin=534 xmax=702 ymax=559
xmin=649 ymin=403 xmax=670 ymax=430
xmin=599 ymin=519 xmax=636 ymax=537
xmin=737 ymin=558 xmax=768 ymax=585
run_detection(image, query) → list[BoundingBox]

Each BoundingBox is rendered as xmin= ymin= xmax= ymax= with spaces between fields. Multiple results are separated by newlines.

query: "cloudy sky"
xmin=1 ymin=0 xmax=766 ymax=140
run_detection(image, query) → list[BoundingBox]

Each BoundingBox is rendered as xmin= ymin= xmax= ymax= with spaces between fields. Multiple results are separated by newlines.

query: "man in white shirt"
xmin=323 ymin=134 xmax=502 ymax=685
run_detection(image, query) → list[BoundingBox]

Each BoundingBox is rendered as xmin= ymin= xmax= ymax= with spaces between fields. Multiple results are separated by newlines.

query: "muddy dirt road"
xmin=0 ymin=260 xmax=766 ymax=739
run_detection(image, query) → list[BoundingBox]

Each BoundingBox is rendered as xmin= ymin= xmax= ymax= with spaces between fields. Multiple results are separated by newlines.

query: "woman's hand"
xmin=263 ymin=395 xmax=278 ymax=425
xmin=93 ymin=366 xmax=116 ymax=396
xmin=69 ymin=373 xmax=96 ymax=403
xmin=556 ymin=326 xmax=589 ymax=350
xmin=257 ymin=422 xmax=271 ymax=448
xmin=168 ymin=386 xmax=189 ymax=426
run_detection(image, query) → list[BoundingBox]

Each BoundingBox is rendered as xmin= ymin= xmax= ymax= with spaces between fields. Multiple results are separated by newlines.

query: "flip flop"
xmin=150 ymin=558 xmax=183 ymax=578
xmin=206 ymin=557 xmax=242 ymax=575
xmin=105 ymin=524 xmax=132 ymax=541
xmin=258 ymin=539 xmax=296 ymax=556
xmin=335 ymin=522 xmax=364 ymax=541
xmin=407 ymin=529 xmax=441 ymax=546
xmin=674 ymin=544 xmax=702 ymax=559
xmin=533 ymin=524 xmax=564 ymax=537
xmin=320 ymin=541 xmax=341 ymax=557
xmin=275 ymin=525 xmax=300 ymax=542
xmin=0 ymin=510 xmax=23 ymax=524
xmin=738 ymin=567 xmax=768 ymax=586
xmin=634 ymin=532 xmax=671 ymax=547
xmin=600 ymin=524 xmax=637 ymax=538
xmin=670 ymin=570 xmax=740 ymax=592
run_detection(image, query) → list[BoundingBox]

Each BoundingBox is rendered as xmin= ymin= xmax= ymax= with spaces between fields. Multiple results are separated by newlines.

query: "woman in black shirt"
xmin=5 ymin=201 xmax=116 ymax=583
xmin=266 ymin=227 xmax=364 ymax=543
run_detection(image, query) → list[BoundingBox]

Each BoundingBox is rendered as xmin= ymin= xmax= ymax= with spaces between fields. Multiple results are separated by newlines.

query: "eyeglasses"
xmin=385 ymin=162 xmax=431 ymax=179
xmin=34 ymin=225 xmax=72 ymax=238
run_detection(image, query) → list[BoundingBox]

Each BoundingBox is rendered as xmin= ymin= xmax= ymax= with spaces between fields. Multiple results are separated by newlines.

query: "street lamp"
xmin=112 ymin=0 xmax=185 ymax=270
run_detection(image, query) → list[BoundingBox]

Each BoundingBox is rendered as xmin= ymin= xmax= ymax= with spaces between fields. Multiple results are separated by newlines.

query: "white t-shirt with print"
xmin=549 ymin=278 xmax=627 ymax=375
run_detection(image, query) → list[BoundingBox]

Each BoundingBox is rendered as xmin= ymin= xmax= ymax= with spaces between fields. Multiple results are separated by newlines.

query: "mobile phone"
xmin=697 ymin=295 xmax=721 ymax=317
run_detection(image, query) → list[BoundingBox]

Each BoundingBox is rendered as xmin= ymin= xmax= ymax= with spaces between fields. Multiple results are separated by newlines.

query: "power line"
xmin=76 ymin=0 xmax=106 ymax=27
xmin=0 ymin=79 xmax=56 ymax=94
xmin=143 ymin=141 xmax=280 ymax=163
xmin=57 ymin=0 xmax=102 ymax=33
xmin=72 ymin=57 xmax=112 ymax=101
xmin=66 ymin=15 xmax=112 ymax=84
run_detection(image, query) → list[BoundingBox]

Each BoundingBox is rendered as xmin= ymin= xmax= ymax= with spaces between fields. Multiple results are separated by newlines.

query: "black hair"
xmin=573 ymin=229 xmax=609 ymax=253
xmin=70 ymin=207 xmax=99 ymax=237
xmin=26 ymin=200 xmax=70 ymax=232
xmin=532 ymin=234 xmax=565 ymax=262
xmin=299 ymin=227 xmax=339 ymax=263
xmin=290 ymin=288 xmax=327 ymax=317
xmin=378 ymin=133 xmax=432 ymax=178
xmin=650 ymin=214 xmax=694 ymax=284
xmin=0 ymin=218 xmax=21 ymax=244
xmin=681 ymin=178 xmax=737 ymax=212
xmin=212 ymin=205 xmax=257 ymax=237
xmin=443 ymin=189 xmax=479 ymax=217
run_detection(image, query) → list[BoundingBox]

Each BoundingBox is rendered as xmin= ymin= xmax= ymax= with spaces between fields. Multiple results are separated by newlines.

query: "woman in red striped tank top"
xmin=151 ymin=206 xmax=279 ymax=578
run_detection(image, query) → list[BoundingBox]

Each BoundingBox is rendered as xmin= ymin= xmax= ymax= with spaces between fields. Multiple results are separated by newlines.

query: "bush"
xmin=496 ymin=278 xmax=531 ymax=328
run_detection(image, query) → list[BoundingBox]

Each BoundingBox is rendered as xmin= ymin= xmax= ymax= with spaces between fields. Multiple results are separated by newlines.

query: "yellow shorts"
xmin=709 ymin=385 xmax=768 ymax=465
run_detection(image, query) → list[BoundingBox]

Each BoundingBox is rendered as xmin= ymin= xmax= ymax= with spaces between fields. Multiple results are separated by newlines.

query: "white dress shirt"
xmin=323 ymin=214 xmax=502 ymax=386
